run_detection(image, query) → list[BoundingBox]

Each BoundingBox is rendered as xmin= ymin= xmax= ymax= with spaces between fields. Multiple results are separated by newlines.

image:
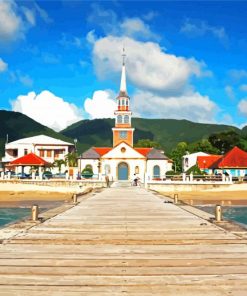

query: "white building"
xmin=182 ymin=151 xmax=209 ymax=172
xmin=79 ymin=52 xmax=172 ymax=183
xmin=2 ymin=135 xmax=74 ymax=173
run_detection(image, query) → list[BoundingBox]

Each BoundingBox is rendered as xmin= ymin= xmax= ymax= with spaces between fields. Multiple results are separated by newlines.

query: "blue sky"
xmin=1 ymin=1 xmax=247 ymax=131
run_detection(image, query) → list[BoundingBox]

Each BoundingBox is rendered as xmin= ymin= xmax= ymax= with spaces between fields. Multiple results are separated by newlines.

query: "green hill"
xmin=61 ymin=117 xmax=240 ymax=153
xmin=0 ymin=110 xmax=72 ymax=157
xmin=0 ymin=110 xmax=243 ymax=158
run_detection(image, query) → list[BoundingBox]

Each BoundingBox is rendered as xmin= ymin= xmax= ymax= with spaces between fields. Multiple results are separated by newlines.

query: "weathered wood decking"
xmin=1 ymin=187 xmax=247 ymax=295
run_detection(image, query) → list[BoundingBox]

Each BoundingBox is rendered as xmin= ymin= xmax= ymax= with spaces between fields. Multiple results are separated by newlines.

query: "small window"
xmin=117 ymin=115 xmax=122 ymax=123
xmin=126 ymin=100 xmax=129 ymax=106
xmin=122 ymin=99 xmax=125 ymax=106
xmin=13 ymin=149 xmax=18 ymax=157
xmin=124 ymin=115 xmax=129 ymax=123
xmin=47 ymin=150 xmax=52 ymax=157
xmin=118 ymin=99 xmax=120 ymax=106
xmin=135 ymin=166 xmax=139 ymax=174
xmin=24 ymin=149 xmax=28 ymax=155
xmin=153 ymin=165 xmax=160 ymax=178
xmin=39 ymin=150 xmax=45 ymax=157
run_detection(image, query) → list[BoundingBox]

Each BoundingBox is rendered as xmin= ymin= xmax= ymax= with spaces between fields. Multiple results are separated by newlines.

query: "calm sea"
xmin=198 ymin=206 xmax=247 ymax=227
xmin=0 ymin=208 xmax=31 ymax=228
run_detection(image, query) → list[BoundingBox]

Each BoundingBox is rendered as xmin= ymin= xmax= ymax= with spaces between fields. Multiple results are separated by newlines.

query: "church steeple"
xmin=120 ymin=48 xmax=127 ymax=95
xmin=112 ymin=48 xmax=135 ymax=147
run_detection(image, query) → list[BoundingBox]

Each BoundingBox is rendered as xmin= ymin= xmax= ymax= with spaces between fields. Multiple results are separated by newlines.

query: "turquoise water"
xmin=0 ymin=208 xmax=31 ymax=228
xmin=198 ymin=206 xmax=247 ymax=227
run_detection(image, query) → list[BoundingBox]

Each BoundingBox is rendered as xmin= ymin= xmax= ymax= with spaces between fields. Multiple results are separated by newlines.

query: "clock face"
xmin=119 ymin=131 xmax=127 ymax=139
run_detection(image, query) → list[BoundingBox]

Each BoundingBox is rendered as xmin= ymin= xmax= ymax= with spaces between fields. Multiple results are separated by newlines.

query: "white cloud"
xmin=84 ymin=90 xmax=116 ymax=119
xmin=181 ymin=19 xmax=229 ymax=46
xmin=142 ymin=11 xmax=158 ymax=21
xmin=120 ymin=18 xmax=159 ymax=40
xmin=0 ymin=58 xmax=8 ymax=72
xmin=0 ymin=0 xmax=24 ymax=42
xmin=11 ymin=90 xmax=82 ymax=131
xmin=34 ymin=2 xmax=53 ymax=24
xmin=21 ymin=7 xmax=36 ymax=26
xmin=132 ymin=90 xmax=217 ymax=123
xmin=240 ymin=84 xmax=247 ymax=92
xmin=238 ymin=98 xmax=247 ymax=117
xmin=225 ymin=85 xmax=235 ymax=100
xmin=228 ymin=69 xmax=247 ymax=81
xmin=86 ymin=30 xmax=97 ymax=44
xmin=93 ymin=36 xmax=207 ymax=95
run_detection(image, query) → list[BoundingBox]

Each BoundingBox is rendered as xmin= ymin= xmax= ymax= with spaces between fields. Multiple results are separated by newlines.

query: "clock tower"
xmin=112 ymin=49 xmax=135 ymax=147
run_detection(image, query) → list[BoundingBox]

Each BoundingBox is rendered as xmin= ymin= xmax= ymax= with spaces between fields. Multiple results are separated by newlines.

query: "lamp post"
xmin=74 ymin=138 xmax=77 ymax=153
xmin=97 ymin=160 xmax=101 ymax=179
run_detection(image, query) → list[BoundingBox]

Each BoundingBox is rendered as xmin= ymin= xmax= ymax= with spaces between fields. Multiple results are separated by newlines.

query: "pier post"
xmin=31 ymin=205 xmax=39 ymax=221
xmin=215 ymin=205 xmax=222 ymax=222
xmin=73 ymin=194 xmax=77 ymax=204
xmin=174 ymin=194 xmax=178 ymax=204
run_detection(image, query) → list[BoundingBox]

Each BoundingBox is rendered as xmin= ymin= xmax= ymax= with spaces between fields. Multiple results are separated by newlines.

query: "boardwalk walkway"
xmin=0 ymin=187 xmax=247 ymax=295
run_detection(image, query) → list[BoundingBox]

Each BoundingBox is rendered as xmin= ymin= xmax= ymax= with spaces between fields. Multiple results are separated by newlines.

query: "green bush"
xmin=81 ymin=166 xmax=93 ymax=178
xmin=166 ymin=170 xmax=180 ymax=175
xmin=186 ymin=164 xmax=206 ymax=175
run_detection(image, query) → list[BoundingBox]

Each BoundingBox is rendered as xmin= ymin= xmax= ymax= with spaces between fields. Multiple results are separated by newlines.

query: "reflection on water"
xmin=198 ymin=206 xmax=247 ymax=226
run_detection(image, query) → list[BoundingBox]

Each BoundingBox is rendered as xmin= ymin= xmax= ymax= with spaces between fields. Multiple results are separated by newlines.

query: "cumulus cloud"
xmin=93 ymin=36 xmax=208 ymax=95
xmin=238 ymin=98 xmax=247 ymax=117
xmin=0 ymin=0 xmax=24 ymax=42
xmin=0 ymin=1 xmax=52 ymax=44
xmin=0 ymin=58 xmax=8 ymax=72
xmin=132 ymin=90 xmax=217 ymax=123
xmin=120 ymin=18 xmax=159 ymax=40
xmin=240 ymin=84 xmax=247 ymax=92
xmin=228 ymin=69 xmax=247 ymax=81
xmin=225 ymin=85 xmax=235 ymax=100
xmin=181 ymin=19 xmax=229 ymax=46
xmin=84 ymin=90 xmax=116 ymax=119
xmin=11 ymin=90 xmax=82 ymax=131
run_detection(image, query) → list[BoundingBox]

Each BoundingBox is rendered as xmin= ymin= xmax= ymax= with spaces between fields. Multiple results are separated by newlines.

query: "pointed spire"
xmin=120 ymin=47 xmax=127 ymax=94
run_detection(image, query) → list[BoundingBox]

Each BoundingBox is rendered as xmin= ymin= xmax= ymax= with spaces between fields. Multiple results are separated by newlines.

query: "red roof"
xmin=10 ymin=153 xmax=50 ymax=166
xmin=216 ymin=146 xmax=247 ymax=168
xmin=134 ymin=148 xmax=152 ymax=156
xmin=197 ymin=155 xmax=222 ymax=169
xmin=93 ymin=147 xmax=112 ymax=156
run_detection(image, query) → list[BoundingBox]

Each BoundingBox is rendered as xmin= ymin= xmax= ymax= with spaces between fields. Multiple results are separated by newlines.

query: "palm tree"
xmin=65 ymin=152 xmax=78 ymax=167
xmin=53 ymin=159 xmax=66 ymax=174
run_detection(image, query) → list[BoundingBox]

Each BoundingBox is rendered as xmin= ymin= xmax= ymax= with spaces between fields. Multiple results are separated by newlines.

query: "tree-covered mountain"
xmin=61 ymin=117 xmax=240 ymax=153
xmin=0 ymin=110 xmax=72 ymax=157
xmin=0 ymin=110 xmax=245 ymax=158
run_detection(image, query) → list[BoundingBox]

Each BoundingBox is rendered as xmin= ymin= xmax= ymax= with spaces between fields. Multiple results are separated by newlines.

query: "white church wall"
xmin=146 ymin=159 xmax=172 ymax=180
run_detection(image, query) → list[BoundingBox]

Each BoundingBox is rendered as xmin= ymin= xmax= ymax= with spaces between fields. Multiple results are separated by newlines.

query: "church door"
xmin=118 ymin=162 xmax=128 ymax=180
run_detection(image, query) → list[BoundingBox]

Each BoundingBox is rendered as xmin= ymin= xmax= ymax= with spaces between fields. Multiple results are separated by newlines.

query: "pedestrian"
xmin=105 ymin=175 xmax=110 ymax=187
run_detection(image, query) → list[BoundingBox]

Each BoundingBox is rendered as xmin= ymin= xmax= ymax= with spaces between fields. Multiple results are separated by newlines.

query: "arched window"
xmin=118 ymin=99 xmax=120 ymax=106
xmin=104 ymin=164 xmax=111 ymax=175
xmin=126 ymin=100 xmax=129 ymax=106
xmin=153 ymin=165 xmax=160 ymax=178
xmin=122 ymin=99 xmax=125 ymax=106
xmin=135 ymin=166 xmax=139 ymax=174
xmin=117 ymin=115 xmax=122 ymax=123
xmin=124 ymin=115 xmax=129 ymax=123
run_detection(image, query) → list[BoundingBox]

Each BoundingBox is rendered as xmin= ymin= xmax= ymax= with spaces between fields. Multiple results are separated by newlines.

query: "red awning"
xmin=10 ymin=153 xmax=50 ymax=166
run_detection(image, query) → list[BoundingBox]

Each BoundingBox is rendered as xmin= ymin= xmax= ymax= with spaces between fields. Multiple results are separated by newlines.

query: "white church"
xmin=79 ymin=52 xmax=172 ymax=183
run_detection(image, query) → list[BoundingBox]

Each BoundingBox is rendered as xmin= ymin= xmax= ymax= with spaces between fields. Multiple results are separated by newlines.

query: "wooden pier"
xmin=0 ymin=187 xmax=247 ymax=295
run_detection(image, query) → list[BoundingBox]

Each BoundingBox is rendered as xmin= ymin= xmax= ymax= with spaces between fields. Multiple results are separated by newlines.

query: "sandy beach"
xmin=159 ymin=183 xmax=247 ymax=205
xmin=0 ymin=182 xmax=83 ymax=203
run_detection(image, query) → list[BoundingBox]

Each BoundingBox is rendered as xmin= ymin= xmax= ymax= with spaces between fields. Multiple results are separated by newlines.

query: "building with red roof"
xmin=79 ymin=52 xmax=172 ymax=182
xmin=196 ymin=146 xmax=247 ymax=177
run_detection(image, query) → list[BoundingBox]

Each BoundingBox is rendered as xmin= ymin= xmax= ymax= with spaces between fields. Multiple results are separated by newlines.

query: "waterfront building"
xmin=79 ymin=52 xmax=172 ymax=183
xmin=182 ymin=152 xmax=209 ymax=172
xmin=197 ymin=146 xmax=247 ymax=177
xmin=2 ymin=135 xmax=74 ymax=173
